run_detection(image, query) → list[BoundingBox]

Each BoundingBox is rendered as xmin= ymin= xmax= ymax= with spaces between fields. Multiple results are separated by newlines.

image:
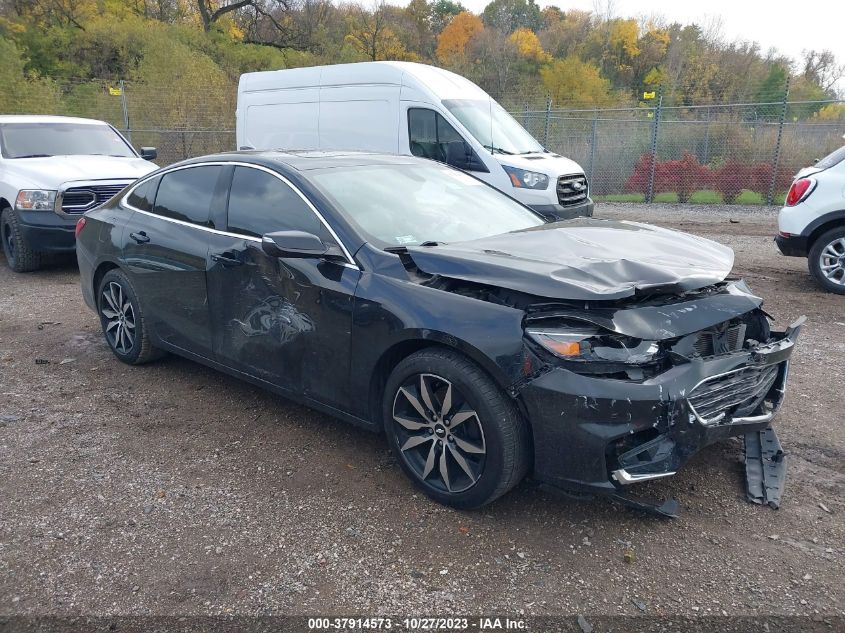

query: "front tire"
xmin=383 ymin=348 xmax=530 ymax=509
xmin=97 ymin=269 xmax=165 ymax=365
xmin=1 ymin=207 xmax=42 ymax=272
xmin=808 ymin=227 xmax=845 ymax=295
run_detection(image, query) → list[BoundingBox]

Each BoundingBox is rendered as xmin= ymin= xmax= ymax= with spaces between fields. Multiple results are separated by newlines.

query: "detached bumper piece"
xmin=745 ymin=426 xmax=787 ymax=509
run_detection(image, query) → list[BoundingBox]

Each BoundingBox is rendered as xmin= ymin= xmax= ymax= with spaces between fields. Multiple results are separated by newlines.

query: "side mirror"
xmin=261 ymin=230 xmax=328 ymax=258
xmin=139 ymin=147 xmax=157 ymax=161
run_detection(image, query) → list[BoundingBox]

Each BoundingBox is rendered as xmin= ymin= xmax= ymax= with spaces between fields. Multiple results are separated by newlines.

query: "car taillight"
xmin=75 ymin=217 xmax=86 ymax=239
xmin=785 ymin=178 xmax=814 ymax=206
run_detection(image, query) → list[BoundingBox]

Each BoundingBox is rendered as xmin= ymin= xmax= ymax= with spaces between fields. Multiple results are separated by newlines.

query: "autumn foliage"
xmin=436 ymin=11 xmax=484 ymax=64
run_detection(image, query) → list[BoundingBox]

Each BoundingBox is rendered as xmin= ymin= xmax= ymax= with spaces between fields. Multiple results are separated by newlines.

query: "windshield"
xmin=0 ymin=122 xmax=135 ymax=159
xmin=443 ymin=98 xmax=544 ymax=155
xmin=816 ymin=145 xmax=845 ymax=170
xmin=309 ymin=163 xmax=544 ymax=248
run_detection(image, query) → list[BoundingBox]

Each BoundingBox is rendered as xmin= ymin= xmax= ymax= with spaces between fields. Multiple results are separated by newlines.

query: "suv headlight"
xmin=502 ymin=166 xmax=549 ymax=190
xmin=16 ymin=190 xmax=57 ymax=211
xmin=526 ymin=326 xmax=660 ymax=364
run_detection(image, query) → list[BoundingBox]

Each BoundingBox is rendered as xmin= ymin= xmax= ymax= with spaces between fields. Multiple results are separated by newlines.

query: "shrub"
xmin=713 ymin=161 xmax=751 ymax=204
xmin=625 ymin=152 xmax=711 ymax=202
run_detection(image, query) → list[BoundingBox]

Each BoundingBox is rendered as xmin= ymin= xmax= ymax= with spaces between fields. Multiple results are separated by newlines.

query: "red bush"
xmin=713 ymin=161 xmax=751 ymax=204
xmin=626 ymin=152 xmax=711 ymax=202
xmin=749 ymin=163 xmax=794 ymax=196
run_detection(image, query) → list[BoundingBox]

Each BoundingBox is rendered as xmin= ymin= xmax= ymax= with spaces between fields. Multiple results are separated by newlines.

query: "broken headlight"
xmin=526 ymin=326 xmax=660 ymax=365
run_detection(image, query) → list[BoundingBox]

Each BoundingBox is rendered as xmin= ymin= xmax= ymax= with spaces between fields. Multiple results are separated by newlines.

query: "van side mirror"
xmin=445 ymin=141 xmax=487 ymax=172
xmin=262 ymin=230 xmax=328 ymax=258
xmin=139 ymin=147 xmax=157 ymax=161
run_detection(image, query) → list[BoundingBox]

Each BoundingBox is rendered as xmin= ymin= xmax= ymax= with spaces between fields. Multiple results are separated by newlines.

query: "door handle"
xmin=129 ymin=231 xmax=150 ymax=244
xmin=211 ymin=252 xmax=243 ymax=266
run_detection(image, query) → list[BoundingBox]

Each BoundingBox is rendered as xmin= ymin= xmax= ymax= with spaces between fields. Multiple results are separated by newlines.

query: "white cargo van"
xmin=236 ymin=61 xmax=593 ymax=220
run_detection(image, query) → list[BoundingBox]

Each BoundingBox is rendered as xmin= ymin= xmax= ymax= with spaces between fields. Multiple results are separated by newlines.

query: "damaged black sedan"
xmin=75 ymin=152 xmax=803 ymax=513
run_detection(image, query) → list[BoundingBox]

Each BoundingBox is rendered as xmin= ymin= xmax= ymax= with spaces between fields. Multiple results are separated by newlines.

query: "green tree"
xmin=540 ymin=56 xmax=615 ymax=107
xmin=480 ymin=0 xmax=540 ymax=34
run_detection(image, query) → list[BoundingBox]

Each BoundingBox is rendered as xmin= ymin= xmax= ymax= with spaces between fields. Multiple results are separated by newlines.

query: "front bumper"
xmin=519 ymin=318 xmax=804 ymax=495
xmin=15 ymin=209 xmax=78 ymax=253
xmin=529 ymin=198 xmax=594 ymax=221
xmin=775 ymin=233 xmax=809 ymax=257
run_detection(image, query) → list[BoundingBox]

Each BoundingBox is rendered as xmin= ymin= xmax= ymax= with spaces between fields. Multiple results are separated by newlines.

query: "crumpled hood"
xmin=7 ymin=156 xmax=156 ymax=189
xmin=405 ymin=219 xmax=735 ymax=301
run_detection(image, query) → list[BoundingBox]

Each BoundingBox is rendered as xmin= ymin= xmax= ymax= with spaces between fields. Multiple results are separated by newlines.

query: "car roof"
xmin=0 ymin=114 xmax=110 ymax=125
xmin=178 ymin=150 xmax=424 ymax=172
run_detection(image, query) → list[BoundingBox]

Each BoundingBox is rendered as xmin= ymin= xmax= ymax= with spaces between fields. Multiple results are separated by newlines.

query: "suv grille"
xmin=557 ymin=174 xmax=588 ymax=206
xmin=688 ymin=363 xmax=781 ymax=424
xmin=61 ymin=183 xmax=130 ymax=214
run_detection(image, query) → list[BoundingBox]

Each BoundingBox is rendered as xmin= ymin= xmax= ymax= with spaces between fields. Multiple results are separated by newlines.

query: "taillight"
xmin=785 ymin=178 xmax=814 ymax=206
xmin=74 ymin=217 xmax=86 ymax=239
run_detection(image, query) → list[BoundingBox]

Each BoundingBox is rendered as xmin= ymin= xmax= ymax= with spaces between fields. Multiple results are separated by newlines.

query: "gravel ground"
xmin=0 ymin=203 xmax=843 ymax=622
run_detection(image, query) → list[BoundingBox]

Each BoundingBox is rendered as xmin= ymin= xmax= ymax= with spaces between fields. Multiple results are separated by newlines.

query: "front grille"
xmin=61 ymin=183 xmax=130 ymax=214
xmin=693 ymin=323 xmax=747 ymax=357
xmin=556 ymin=174 xmax=588 ymax=206
xmin=688 ymin=363 xmax=781 ymax=424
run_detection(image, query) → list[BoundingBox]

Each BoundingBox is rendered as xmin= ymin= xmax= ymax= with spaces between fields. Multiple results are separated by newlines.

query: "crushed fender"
xmin=745 ymin=426 xmax=787 ymax=509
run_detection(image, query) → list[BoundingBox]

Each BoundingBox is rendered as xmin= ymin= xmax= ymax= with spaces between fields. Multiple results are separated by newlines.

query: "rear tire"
xmin=383 ymin=348 xmax=530 ymax=509
xmin=808 ymin=227 xmax=845 ymax=295
xmin=97 ymin=269 xmax=166 ymax=365
xmin=1 ymin=207 xmax=42 ymax=272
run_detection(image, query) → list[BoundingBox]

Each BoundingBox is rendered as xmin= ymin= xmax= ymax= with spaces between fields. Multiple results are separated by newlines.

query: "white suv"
xmin=0 ymin=115 xmax=158 ymax=272
xmin=776 ymin=143 xmax=845 ymax=294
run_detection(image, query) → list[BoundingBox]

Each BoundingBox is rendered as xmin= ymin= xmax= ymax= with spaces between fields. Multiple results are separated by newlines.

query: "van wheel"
xmin=809 ymin=227 xmax=845 ymax=295
xmin=383 ymin=348 xmax=530 ymax=509
xmin=1 ymin=207 xmax=42 ymax=272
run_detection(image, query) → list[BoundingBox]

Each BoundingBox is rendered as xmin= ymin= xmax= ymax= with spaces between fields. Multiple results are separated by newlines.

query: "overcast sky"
xmin=432 ymin=0 xmax=845 ymax=73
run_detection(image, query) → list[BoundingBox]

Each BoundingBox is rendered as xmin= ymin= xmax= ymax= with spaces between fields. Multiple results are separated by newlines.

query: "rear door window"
xmin=153 ymin=166 xmax=224 ymax=228
xmin=226 ymin=166 xmax=325 ymax=239
xmin=126 ymin=176 xmax=160 ymax=212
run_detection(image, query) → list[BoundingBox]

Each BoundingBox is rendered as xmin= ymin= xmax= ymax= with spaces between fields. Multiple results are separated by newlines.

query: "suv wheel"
xmin=809 ymin=227 xmax=845 ymax=295
xmin=97 ymin=269 xmax=165 ymax=365
xmin=1 ymin=207 xmax=42 ymax=272
xmin=383 ymin=348 xmax=530 ymax=509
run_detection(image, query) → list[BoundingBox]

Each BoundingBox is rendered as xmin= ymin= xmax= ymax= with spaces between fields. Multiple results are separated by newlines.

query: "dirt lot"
xmin=0 ymin=203 xmax=843 ymax=622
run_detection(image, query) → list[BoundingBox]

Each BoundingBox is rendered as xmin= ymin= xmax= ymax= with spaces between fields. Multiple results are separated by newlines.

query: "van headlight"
xmin=503 ymin=166 xmax=549 ymax=190
xmin=16 ymin=190 xmax=57 ymax=211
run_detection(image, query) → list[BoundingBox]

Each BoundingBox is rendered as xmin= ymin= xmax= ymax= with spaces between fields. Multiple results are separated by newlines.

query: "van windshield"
xmin=443 ymin=99 xmax=544 ymax=155
xmin=0 ymin=122 xmax=135 ymax=159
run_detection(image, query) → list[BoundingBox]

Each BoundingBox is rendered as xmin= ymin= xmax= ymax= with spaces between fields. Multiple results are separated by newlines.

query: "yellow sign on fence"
xmin=643 ymin=91 xmax=656 ymax=100
xmin=108 ymin=87 xmax=123 ymax=96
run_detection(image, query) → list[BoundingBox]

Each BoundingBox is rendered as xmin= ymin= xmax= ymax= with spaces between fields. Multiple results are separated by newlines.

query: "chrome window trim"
xmin=120 ymin=160 xmax=360 ymax=269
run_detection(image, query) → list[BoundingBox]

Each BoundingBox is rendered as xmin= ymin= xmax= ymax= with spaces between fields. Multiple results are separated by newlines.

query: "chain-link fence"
xmin=521 ymin=98 xmax=845 ymax=204
xmin=2 ymin=78 xmax=844 ymax=204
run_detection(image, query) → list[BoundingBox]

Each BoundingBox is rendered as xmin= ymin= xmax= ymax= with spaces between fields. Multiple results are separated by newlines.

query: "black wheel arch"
xmin=804 ymin=210 xmax=845 ymax=250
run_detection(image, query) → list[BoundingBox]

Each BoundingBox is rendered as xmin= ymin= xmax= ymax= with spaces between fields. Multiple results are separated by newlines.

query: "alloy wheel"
xmin=101 ymin=281 xmax=136 ymax=354
xmin=819 ymin=237 xmax=845 ymax=286
xmin=391 ymin=373 xmax=486 ymax=494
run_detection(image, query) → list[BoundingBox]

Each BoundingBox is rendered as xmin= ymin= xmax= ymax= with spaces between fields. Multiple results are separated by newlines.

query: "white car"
xmin=237 ymin=62 xmax=593 ymax=221
xmin=0 ymin=115 xmax=158 ymax=272
xmin=776 ymin=143 xmax=845 ymax=294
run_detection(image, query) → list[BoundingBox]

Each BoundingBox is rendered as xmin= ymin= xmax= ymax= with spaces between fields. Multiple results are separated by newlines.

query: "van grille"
xmin=557 ymin=174 xmax=588 ymax=206
xmin=61 ymin=183 xmax=131 ymax=214
xmin=688 ymin=364 xmax=781 ymax=424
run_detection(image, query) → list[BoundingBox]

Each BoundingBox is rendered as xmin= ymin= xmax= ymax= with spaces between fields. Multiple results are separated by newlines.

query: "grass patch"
xmin=594 ymin=193 xmax=645 ymax=202
xmin=653 ymin=192 xmax=679 ymax=203
xmin=594 ymin=189 xmax=788 ymax=205
xmin=688 ymin=189 xmax=722 ymax=204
